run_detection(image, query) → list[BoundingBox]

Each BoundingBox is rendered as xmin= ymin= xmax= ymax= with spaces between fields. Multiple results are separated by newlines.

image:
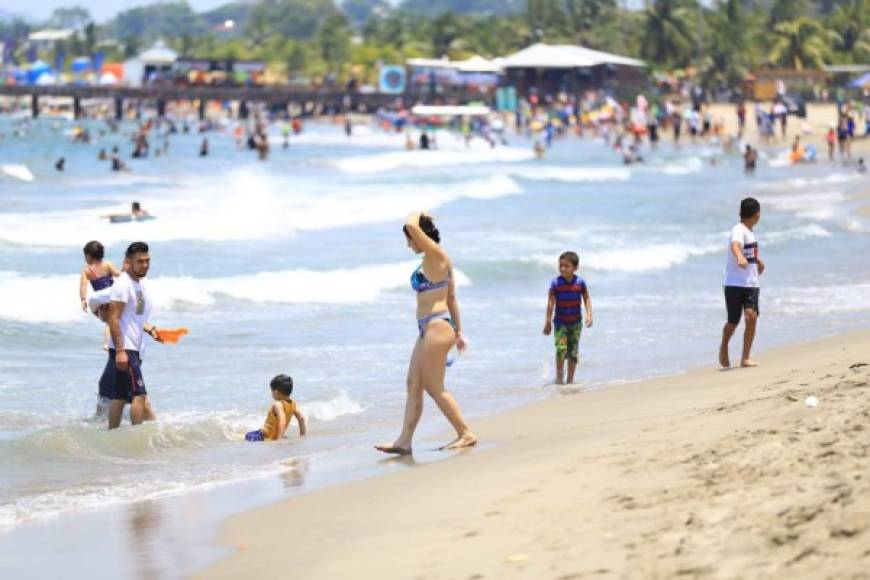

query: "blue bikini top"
xmin=89 ymin=275 xmax=114 ymax=292
xmin=411 ymin=264 xmax=449 ymax=293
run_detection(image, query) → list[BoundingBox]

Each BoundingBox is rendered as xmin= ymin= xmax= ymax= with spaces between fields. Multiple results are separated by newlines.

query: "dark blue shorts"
xmin=99 ymin=349 xmax=147 ymax=403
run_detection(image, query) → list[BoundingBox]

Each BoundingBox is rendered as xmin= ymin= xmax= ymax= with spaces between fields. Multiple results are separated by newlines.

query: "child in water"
xmin=543 ymin=251 xmax=593 ymax=385
xmin=246 ymin=375 xmax=307 ymax=442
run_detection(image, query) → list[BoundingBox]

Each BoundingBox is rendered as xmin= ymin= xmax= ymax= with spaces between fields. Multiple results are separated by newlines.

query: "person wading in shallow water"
xmin=101 ymin=241 xmax=163 ymax=429
xmin=376 ymin=213 xmax=477 ymax=455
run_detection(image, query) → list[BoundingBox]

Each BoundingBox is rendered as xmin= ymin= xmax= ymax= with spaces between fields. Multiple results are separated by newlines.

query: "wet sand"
xmin=201 ymin=331 xmax=870 ymax=579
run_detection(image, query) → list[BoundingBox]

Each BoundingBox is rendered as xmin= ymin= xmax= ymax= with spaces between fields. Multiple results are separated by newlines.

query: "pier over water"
xmin=0 ymin=85 xmax=489 ymax=119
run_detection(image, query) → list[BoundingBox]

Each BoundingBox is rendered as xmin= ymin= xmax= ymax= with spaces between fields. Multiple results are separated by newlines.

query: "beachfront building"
xmin=123 ymin=39 xmax=178 ymax=87
xmin=500 ymin=42 xmax=646 ymax=97
xmin=405 ymin=55 xmax=502 ymax=96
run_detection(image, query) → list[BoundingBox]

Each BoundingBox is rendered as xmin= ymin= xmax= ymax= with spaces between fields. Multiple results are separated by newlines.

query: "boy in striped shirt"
xmin=543 ymin=251 xmax=593 ymax=384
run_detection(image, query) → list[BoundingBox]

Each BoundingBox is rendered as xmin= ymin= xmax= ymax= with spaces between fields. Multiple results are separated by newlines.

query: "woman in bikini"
xmin=376 ymin=212 xmax=477 ymax=455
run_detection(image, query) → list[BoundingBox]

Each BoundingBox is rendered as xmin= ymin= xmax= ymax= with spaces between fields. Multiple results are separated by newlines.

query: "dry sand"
xmin=200 ymin=331 xmax=870 ymax=580
xmin=707 ymin=102 xmax=870 ymax=157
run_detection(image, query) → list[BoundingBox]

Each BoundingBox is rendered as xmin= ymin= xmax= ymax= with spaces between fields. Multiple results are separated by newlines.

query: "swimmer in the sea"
xmin=110 ymin=147 xmax=129 ymax=172
xmin=101 ymin=202 xmax=151 ymax=223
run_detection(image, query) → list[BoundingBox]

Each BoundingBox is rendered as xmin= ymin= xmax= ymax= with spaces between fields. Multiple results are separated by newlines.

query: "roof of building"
xmin=138 ymin=39 xmax=178 ymax=64
xmin=501 ymin=43 xmax=645 ymax=69
xmin=28 ymin=29 xmax=75 ymax=42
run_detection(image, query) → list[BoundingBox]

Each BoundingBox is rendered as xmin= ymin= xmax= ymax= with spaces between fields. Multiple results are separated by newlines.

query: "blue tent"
xmin=71 ymin=57 xmax=92 ymax=73
xmin=26 ymin=61 xmax=51 ymax=84
xmin=848 ymin=71 xmax=870 ymax=88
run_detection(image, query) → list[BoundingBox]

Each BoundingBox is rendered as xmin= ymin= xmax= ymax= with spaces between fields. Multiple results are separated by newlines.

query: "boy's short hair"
xmin=559 ymin=251 xmax=579 ymax=267
xmin=83 ymin=240 xmax=105 ymax=260
xmin=132 ymin=202 xmax=141 ymax=212
xmin=125 ymin=241 xmax=149 ymax=259
xmin=270 ymin=374 xmax=293 ymax=396
xmin=740 ymin=197 xmax=761 ymax=220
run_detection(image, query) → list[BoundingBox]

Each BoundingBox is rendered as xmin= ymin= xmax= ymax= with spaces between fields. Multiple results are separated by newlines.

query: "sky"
xmin=1 ymin=0 xmax=234 ymax=23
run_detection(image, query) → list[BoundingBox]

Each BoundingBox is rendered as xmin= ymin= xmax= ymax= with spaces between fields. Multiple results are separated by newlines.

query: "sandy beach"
xmin=708 ymin=102 xmax=870 ymax=157
xmin=201 ymin=331 xmax=870 ymax=579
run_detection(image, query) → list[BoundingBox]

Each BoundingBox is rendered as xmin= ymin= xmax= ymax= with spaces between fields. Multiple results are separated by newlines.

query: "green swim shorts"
xmin=554 ymin=323 xmax=582 ymax=363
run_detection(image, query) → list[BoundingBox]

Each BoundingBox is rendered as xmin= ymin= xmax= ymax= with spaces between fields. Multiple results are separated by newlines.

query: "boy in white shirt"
xmin=719 ymin=198 xmax=765 ymax=368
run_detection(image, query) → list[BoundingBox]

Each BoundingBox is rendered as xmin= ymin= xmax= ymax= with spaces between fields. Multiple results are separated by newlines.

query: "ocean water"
xmin=1 ymin=117 xmax=869 ymax=537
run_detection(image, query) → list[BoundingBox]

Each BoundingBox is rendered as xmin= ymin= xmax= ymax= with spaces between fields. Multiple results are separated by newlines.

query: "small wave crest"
xmin=509 ymin=165 xmax=631 ymax=182
xmin=303 ymin=391 xmax=366 ymax=422
xmin=0 ymin=163 xmax=34 ymax=182
xmin=336 ymin=146 xmax=534 ymax=173
xmin=0 ymin=262 xmax=471 ymax=323
xmin=523 ymin=223 xmax=830 ymax=273
xmin=0 ymin=169 xmax=521 ymax=247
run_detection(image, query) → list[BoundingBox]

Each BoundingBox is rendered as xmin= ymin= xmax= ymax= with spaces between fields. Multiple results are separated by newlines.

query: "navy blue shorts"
xmin=99 ymin=349 xmax=147 ymax=403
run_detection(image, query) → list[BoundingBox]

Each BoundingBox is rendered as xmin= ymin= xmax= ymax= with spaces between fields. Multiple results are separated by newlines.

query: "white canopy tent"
xmin=455 ymin=55 xmax=503 ymax=73
xmin=28 ymin=29 xmax=75 ymax=42
xmin=137 ymin=39 xmax=178 ymax=65
xmin=501 ymin=43 xmax=644 ymax=69
xmin=406 ymin=57 xmax=452 ymax=69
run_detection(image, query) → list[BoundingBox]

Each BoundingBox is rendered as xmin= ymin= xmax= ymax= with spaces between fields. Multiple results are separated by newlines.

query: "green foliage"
xmin=702 ymin=0 xmax=752 ymax=88
xmin=318 ymin=11 xmax=351 ymax=72
xmin=768 ymin=16 xmax=833 ymax=69
xmin=342 ymin=0 xmax=392 ymax=26
xmin=248 ymin=0 xmax=337 ymax=40
xmin=826 ymin=0 xmax=870 ymax=62
xmin=400 ymin=0 xmax=524 ymax=17
xmin=26 ymin=0 xmax=869 ymax=87
xmin=641 ymin=0 xmax=698 ymax=68
xmin=47 ymin=6 xmax=92 ymax=29
xmin=108 ymin=1 xmax=205 ymax=40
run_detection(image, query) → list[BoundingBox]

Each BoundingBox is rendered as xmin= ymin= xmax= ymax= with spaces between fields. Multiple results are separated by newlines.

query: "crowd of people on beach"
xmin=8 ymin=84 xmax=852 ymax=449
xmin=80 ymin=191 xmax=767 ymax=459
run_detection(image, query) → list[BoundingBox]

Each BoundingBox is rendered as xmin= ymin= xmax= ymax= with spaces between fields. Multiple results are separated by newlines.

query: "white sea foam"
xmin=283 ymin=129 xmax=406 ymax=148
xmin=756 ymin=173 xmax=862 ymax=190
xmin=758 ymin=191 xmax=847 ymax=221
xmin=0 ymin=460 xmax=294 ymax=528
xmin=304 ymin=391 xmax=367 ymax=422
xmin=336 ymin=146 xmax=534 ymax=173
xmin=0 ymin=262 xmax=471 ymax=323
xmin=525 ymin=223 xmax=831 ymax=273
xmin=0 ymin=169 xmax=521 ymax=247
xmin=508 ymin=165 xmax=631 ymax=182
xmin=1 ymin=164 xmax=34 ymax=182
xmin=770 ymin=283 xmax=870 ymax=316
xmin=655 ymin=156 xmax=704 ymax=175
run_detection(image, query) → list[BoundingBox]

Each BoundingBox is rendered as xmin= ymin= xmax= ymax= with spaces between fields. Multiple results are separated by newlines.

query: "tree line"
xmin=1 ymin=0 xmax=867 ymax=88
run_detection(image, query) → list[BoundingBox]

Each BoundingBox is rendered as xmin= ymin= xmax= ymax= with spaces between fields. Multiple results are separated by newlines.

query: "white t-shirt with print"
xmin=108 ymin=272 xmax=152 ymax=353
xmin=724 ymin=223 xmax=759 ymax=288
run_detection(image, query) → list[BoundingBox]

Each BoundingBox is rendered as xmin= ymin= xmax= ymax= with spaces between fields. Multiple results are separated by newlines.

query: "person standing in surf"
xmin=101 ymin=241 xmax=163 ymax=429
xmin=719 ymin=198 xmax=765 ymax=369
xmin=376 ymin=213 xmax=476 ymax=455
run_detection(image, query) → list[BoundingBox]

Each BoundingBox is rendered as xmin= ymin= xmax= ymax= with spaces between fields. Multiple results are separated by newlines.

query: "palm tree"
xmin=826 ymin=0 xmax=870 ymax=62
xmin=703 ymin=0 xmax=752 ymax=89
xmin=768 ymin=17 xmax=833 ymax=70
xmin=641 ymin=0 xmax=697 ymax=68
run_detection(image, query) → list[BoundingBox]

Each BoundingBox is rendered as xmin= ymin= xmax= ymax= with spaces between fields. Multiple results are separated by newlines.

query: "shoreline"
xmin=201 ymin=330 xmax=870 ymax=579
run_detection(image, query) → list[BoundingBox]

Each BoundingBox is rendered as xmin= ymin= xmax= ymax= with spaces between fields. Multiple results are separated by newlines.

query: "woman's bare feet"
xmin=719 ymin=344 xmax=730 ymax=368
xmin=439 ymin=434 xmax=478 ymax=451
xmin=375 ymin=443 xmax=412 ymax=455
xmin=741 ymin=359 xmax=759 ymax=368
